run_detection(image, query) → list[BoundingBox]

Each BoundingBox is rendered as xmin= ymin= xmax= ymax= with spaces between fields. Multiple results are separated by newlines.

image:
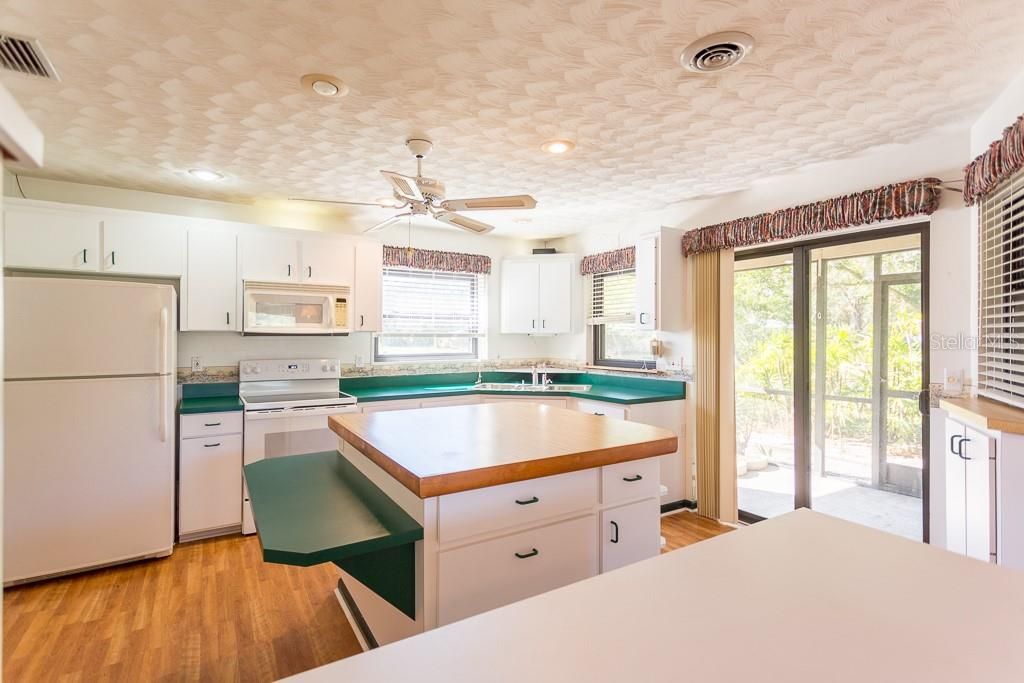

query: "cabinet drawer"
xmin=438 ymin=468 xmax=598 ymax=543
xmin=179 ymin=434 xmax=242 ymax=535
xmin=575 ymin=399 xmax=627 ymax=420
xmin=480 ymin=397 xmax=567 ymax=408
xmin=437 ymin=514 xmax=597 ymax=625
xmin=602 ymin=457 xmax=661 ymax=504
xmin=180 ymin=412 xmax=242 ymax=438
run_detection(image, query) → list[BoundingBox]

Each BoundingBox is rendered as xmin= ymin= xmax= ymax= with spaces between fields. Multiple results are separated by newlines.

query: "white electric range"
xmin=239 ymin=358 xmax=358 ymax=534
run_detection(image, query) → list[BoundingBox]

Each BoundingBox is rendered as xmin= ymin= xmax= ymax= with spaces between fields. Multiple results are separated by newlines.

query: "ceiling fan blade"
xmin=289 ymin=197 xmax=402 ymax=208
xmin=380 ymin=170 xmax=424 ymax=203
xmin=440 ymin=195 xmax=537 ymax=211
xmin=433 ymin=211 xmax=495 ymax=235
xmin=364 ymin=213 xmax=413 ymax=233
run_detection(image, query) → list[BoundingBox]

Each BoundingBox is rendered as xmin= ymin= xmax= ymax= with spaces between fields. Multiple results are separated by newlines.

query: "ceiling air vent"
xmin=0 ymin=33 xmax=59 ymax=80
xmin=680 ymin=31 xmax=754 ymax=73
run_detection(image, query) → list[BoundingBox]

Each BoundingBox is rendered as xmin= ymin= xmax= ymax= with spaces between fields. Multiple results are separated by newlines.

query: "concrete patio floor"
xmin=738 ymin=463 xmax=922 ymax=541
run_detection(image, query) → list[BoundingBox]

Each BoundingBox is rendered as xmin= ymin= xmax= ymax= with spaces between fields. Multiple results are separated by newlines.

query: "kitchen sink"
xmin=474 ymin=382 xmax=591 ymax=392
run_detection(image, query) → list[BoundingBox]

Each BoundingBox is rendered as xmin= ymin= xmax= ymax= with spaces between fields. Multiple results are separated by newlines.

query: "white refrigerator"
xmin=4 ymin=277 xmax=176 ymax=583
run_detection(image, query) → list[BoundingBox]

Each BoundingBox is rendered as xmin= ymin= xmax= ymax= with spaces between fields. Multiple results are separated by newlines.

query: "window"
xmin=589 ymin=269 xmax=656 ymax=368
xmin=979 ymin=166 xmax=1024 ymax=408
xmin=374 ymin=267 xmax=484 ymax=361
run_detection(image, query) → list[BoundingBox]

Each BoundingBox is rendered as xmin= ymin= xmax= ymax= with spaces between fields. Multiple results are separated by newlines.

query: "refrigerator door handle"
xmin=159 ymin=307 xmax=169 ymax=442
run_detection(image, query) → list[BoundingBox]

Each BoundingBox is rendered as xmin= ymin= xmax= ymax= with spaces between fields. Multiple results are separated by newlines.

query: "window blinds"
xmin=979 ymin=166 xmax=1024 ymax=408
xmin=380 ymin=267 xmax=482 ymax=337
xmin=588 ymin=269 xmax=636 ymax=325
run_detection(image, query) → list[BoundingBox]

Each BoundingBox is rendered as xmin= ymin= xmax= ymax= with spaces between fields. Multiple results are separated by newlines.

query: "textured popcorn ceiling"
xmin=1 ymin=0 xmax=1023 ymax=237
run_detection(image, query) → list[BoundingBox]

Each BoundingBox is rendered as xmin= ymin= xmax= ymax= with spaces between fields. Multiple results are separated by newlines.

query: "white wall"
xmin=1 ymin=174 xmax=547 ymax=368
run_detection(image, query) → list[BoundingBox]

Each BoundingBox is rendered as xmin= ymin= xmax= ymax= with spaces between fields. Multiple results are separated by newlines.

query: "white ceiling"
xmin=2 ymin=0 xmax=1023 ymax=238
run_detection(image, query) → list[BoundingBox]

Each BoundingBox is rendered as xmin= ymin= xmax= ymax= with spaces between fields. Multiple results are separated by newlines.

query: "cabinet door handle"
xmin=639 ymin=312 xmax=647 ymax=325
xmin=531 ymin=319 xmax=536 ymax=329
xmin=287 ymin=264 xmax=292 ymax=277
xmin=360 ymin=314 xmax=365 ymax=327
xmin=308 ymin=266 xmax=312 ymax=278
xmin=203 ymin=442 xmax=221 ymax=448
xmin=83 ymin=248 xmax=88 ymax=264
xmin=542 ymin=319 xmax=546 ymax=328
xmin=610 ymin=520 xmax=619 ymax=544
xmin=958 ymin=437 xmax=972 ymax=460
xmin=950 ymin=434 xmax=963 ymax=456
xmin=515 ymin=548 xmax=539 ymax=559
xmin=203 ymin=422 xmax=222 ymax=427
xmin=226 ymin=312 xmax=231 ymax=326
xmin=623 ymin=474 xmax=643 ymax=482
xmin=515 ymin=496 xmax=539 ymax=505
xmin=594 ymin=412 xmax=605 ymax=416
xmin=111 ymin=250 xmax=117 ymax=266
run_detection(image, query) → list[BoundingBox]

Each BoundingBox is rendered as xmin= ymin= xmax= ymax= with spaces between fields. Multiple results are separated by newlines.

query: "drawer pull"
xmin=203 ymin=442 xmax=221 ymax=448
xmin=204 ymin=422 xmax=222 ymax=427
xmin=622 ymin=474 xmax=643 ymax=482
xmin=594 ymin=412 xmax=605 ymax=416
xmin=610 ymin=520 xmax=619 ymax=544
xmin=515 ymin=496 xmax=539 ymax=505
xmin=514 ymin=548 xmax=539 ymax=559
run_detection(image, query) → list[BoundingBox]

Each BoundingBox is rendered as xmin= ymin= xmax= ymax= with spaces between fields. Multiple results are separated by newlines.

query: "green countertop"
xmin=342 ymin=371 xmax=685 ymax=405
xmin=178 ymin=382 xmax=243 ymax=414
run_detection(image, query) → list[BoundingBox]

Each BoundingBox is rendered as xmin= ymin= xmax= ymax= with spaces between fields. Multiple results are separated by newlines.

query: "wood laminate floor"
xmin=4 ymin=511 xmax=731 ymax=682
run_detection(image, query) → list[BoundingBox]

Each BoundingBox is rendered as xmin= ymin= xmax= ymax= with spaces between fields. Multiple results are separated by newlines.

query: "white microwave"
xmin=242 ymin=281 xmax=351 ymax=335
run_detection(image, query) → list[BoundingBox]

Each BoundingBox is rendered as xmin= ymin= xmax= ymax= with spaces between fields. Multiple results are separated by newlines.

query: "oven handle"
xmin=244 ymin=406 xmax=359 ymax=420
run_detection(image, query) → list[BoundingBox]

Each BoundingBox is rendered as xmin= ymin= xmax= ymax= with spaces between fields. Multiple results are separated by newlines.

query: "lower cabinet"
xmin=178 ymin=412 xmax=242 ymax=540
xmin=437 ymin=514 xmax=598 ymax=625
xmin=945 ymin=417 xmax=997 ymax=562
xmin=600 ymin=498 xmax=661 ymax=573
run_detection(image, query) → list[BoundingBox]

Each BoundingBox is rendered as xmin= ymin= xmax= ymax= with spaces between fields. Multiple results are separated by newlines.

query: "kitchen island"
xmin=288 ymin=508 xmax=1024 ymax=682
xmin=245 ymin=401 xmax=677 ymax=648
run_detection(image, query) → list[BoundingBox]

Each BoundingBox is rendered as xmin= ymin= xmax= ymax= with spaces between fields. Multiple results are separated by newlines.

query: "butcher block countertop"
xmin=328 ymin=402 xmax=677 ymax=498
xmin=287 ymin=509 xmax=1024 ymax=683
xmin=940 ymin=395 xmax=1024 ymax=435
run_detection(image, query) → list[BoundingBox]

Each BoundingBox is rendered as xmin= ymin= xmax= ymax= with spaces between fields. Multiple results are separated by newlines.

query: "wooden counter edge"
xmin=939 ymin=395 xmax=1024 ymax=435
xmin=328 ymin=415 xmax=678 ymax=498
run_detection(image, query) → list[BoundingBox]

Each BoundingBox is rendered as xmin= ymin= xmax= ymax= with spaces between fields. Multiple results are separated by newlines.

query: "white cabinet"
xmin=178 ymin=412 xmax=242 ymax=539
xmin=635 ymin=235 xmax=657 ymax=330
xmin=101 ymin=215 xmax=184 ymax=277
xmin=500 ymin=255 xmax=573 ymax=334
xmin=354 ymin=240 xmax=383 ymax=331
xmin=300 ymin=235 xmax=354 ymax=286
xmin=437 ymin=514 xmax=597 ymax=625
xmin=4 ymin=204 xmax=100 ymax=271
xmin=601 ymin=498 xmax=660 ymax=573
xmin=575 ymin=398 xmax=627 ymax=420
xmin=945 ymin=416 xmax=998 ymax=563
xmin=241 ymin=232 xmax=299 ymax=282
xmin=185 ymin=228 xmax=238 ymax=331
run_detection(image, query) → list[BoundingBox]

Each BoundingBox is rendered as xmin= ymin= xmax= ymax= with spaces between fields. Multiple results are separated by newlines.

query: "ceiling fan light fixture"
xmin=300 ymin=73 xmax=349 ymax=98
xmin=541 ymin=139 xmax=575 ymax=155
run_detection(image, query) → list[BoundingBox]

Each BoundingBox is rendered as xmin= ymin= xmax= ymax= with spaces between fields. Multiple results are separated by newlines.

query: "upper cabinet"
xmin=184 ymin=226 xmax=238 ymax=332
xmin=500 ymin=255 xmax=573 ymax=334
xmin=300 ymin=235 xmax=353 ymax=286
xmin=102 ymin=214 xmax=184 ymax=277
xmin=240 ymin=232 xmax=300 ymax=282
xmin=635 ymin=235 xmax=657 ymax=330
xmin=353 ymin=240 xmax=383 ymax=331
xmin=4 ymin=204 xmax=101 ymax=272
xmin=4 ymin=203 xmax=184 ymax=276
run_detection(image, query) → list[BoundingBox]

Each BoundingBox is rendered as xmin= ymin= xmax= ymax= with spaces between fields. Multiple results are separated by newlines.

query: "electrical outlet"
xmin=943 ymin=368 xmax=963 ymax=395
xmin=191 ymin=356 xmax=203 ymax=372
xmin=354 ymin=354 xmax=365 ymax=368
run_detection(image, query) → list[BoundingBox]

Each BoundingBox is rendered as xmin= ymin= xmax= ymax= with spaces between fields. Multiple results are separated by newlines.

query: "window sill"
xmin=585 ymin=364 xmax=660 ymax=375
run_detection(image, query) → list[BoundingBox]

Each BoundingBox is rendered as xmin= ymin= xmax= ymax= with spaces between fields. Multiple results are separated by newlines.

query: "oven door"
xmin=242 ymin=404 xmax=359 ymax=534
xmin=243 ymin=287 xmax=335 ymax=335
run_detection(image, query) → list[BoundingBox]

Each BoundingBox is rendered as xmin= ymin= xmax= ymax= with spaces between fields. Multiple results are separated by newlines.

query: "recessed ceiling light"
xmin=300 ymin=73 xmax=349 ymax=98
xmin=541 ymin=139 xmax=575 ymax=154
xmin=188 ymin=169 xmax=222 ymax=181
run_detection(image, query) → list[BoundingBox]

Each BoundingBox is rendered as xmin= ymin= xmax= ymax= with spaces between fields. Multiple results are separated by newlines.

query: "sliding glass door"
xmin=734 ymin=228 xmax=928 ymax=541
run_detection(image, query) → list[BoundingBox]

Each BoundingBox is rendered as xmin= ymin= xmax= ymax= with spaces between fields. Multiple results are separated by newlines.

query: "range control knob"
xmin=321 ymin=363 xmax=330 ymax=372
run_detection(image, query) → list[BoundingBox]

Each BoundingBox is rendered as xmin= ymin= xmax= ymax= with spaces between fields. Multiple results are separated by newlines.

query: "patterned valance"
xmin=963 ymin=114 xmax=1024 ymax=205
xmin=383 ymin=245 xmax=491 ymax=274
xmin=680 ymin=178 xmax=942 ymax=256
xmin=580 ymin=246 xmax=635 ymax=275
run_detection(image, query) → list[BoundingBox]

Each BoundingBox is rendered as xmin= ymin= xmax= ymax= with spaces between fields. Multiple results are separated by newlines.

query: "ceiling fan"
xmin=291 ymin=138 xmax=537 ymax=235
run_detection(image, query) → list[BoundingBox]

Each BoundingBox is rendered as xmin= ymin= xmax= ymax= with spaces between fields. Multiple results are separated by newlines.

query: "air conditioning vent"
xmin=680 ymin=31 xmax=754 ymax=74
xmin=0 ymin=34 xmax=59 ymax=80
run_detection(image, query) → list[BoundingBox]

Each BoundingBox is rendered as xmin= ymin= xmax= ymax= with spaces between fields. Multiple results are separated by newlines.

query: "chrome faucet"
xmin=531 ymin=365 xmax=539 ymax=385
